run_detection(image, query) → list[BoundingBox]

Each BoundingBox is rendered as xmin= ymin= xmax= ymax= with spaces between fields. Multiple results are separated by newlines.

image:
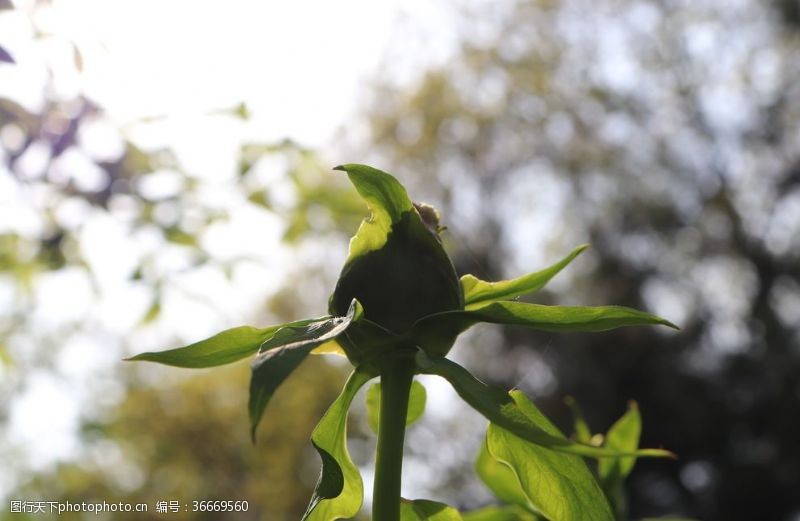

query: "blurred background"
xmin=1 ymin=0 xmax=799 ymax=520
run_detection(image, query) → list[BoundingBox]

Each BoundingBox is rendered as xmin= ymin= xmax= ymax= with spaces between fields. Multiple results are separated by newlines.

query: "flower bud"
xmin=328 ymin=165 xmax=463 ymax=364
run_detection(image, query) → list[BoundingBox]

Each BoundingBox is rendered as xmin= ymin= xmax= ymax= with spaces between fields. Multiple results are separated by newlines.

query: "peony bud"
xmin=328 ymin=165 xmax=463 ymax=364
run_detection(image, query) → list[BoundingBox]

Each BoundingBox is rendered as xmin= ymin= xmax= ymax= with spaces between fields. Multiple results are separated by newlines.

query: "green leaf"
xmin=476 ymin=440 xmax=531 ymax=509
xmin=365 ymin=380 xmax=427 ymax=433
xmin=599 ymin=402 xmax=641 ymax=480
xmin=463 ymin=505 xmax=542 ymax=521
xmin=598 ymin=402 xmax=642 ymax=517
xmin=125 ymin=317 xmax=320 ymax=368
xmin=249 ymin=300 xmax=359 ymax=441
xmin=487 ymin=408 xmax=614 ymax=521
xmin=333 ymin=163 xmax=414 ymax=262
xmin=400 ymin=499 xmax=464 ymax=521
xmin=410 ymin=301 xmax=678 ymax=353
xmin=304 ymin=367 xmax=376 ymax=521
xmin=461 ymin=244 xmax=588 ymax=308
xmin=474 ymin=393 xmax=617 ymax=520
xmin=416 ymin=352 xmax=674 ymax=460
xmin=564 ymin=396 xmax=593 ymax=445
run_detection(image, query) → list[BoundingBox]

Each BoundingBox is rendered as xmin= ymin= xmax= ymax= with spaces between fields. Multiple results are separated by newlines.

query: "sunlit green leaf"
xmin=600 ymin=401 xmax=642 ymax=480
xmin=476 ymin=440 xmax=531 ymax=509
xmin=400 ymin=499 xmax=464 ymax=521
xmin=487 ymin=405 xmax=614 ymax=521
xmin=474 ymin=393 xmax=617 ymax=520
xmin=598 ymin=402 xmax=642 ymax=517
xmin=410 ymin=301 xmax=677 ymax=354
xmin=365 ymin=380 xmax=427 ymax=433
xmin=333 ymin=163 xmax=415 ymax=262
xmin=249 ymin=301 xmax=359 ymax=441
xmin=463 ymin=505 xmax=542 ymax=521
xmin=416 ymin=352 xmax=674 ymax=460
xmin=126 ymin=317 xmax=319 ymax=368
xmin=304 ymin=367 xmax=376 ymax=521
xmin=461 ymin=244 xmax=588 ymax=308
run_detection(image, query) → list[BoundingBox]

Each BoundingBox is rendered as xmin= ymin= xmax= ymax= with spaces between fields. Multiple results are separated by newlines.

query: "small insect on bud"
xmin=413 ymin=202 xmax=446 ymax=236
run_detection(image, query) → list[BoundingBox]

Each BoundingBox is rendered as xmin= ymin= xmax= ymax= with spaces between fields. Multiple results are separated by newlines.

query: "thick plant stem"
xmin=372 ymin=355 xmax=415 ymax=521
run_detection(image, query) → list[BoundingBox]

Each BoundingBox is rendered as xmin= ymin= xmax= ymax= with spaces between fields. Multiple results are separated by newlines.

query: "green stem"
xmin=372 ymin=355 xmax=415 ymax=521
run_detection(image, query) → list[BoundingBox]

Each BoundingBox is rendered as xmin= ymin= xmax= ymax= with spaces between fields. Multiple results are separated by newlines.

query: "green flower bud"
xmin=328 ymin=165 xmax=463 ymax=364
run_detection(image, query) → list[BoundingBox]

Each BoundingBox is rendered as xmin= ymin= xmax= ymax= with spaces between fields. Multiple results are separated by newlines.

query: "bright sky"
xmin=1 ymin=0 xmax=457 ymax=146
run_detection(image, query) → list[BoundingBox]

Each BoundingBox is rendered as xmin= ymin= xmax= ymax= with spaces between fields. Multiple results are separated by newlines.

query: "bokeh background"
xmin=2 ymin=0 xmax=799 ymax=520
